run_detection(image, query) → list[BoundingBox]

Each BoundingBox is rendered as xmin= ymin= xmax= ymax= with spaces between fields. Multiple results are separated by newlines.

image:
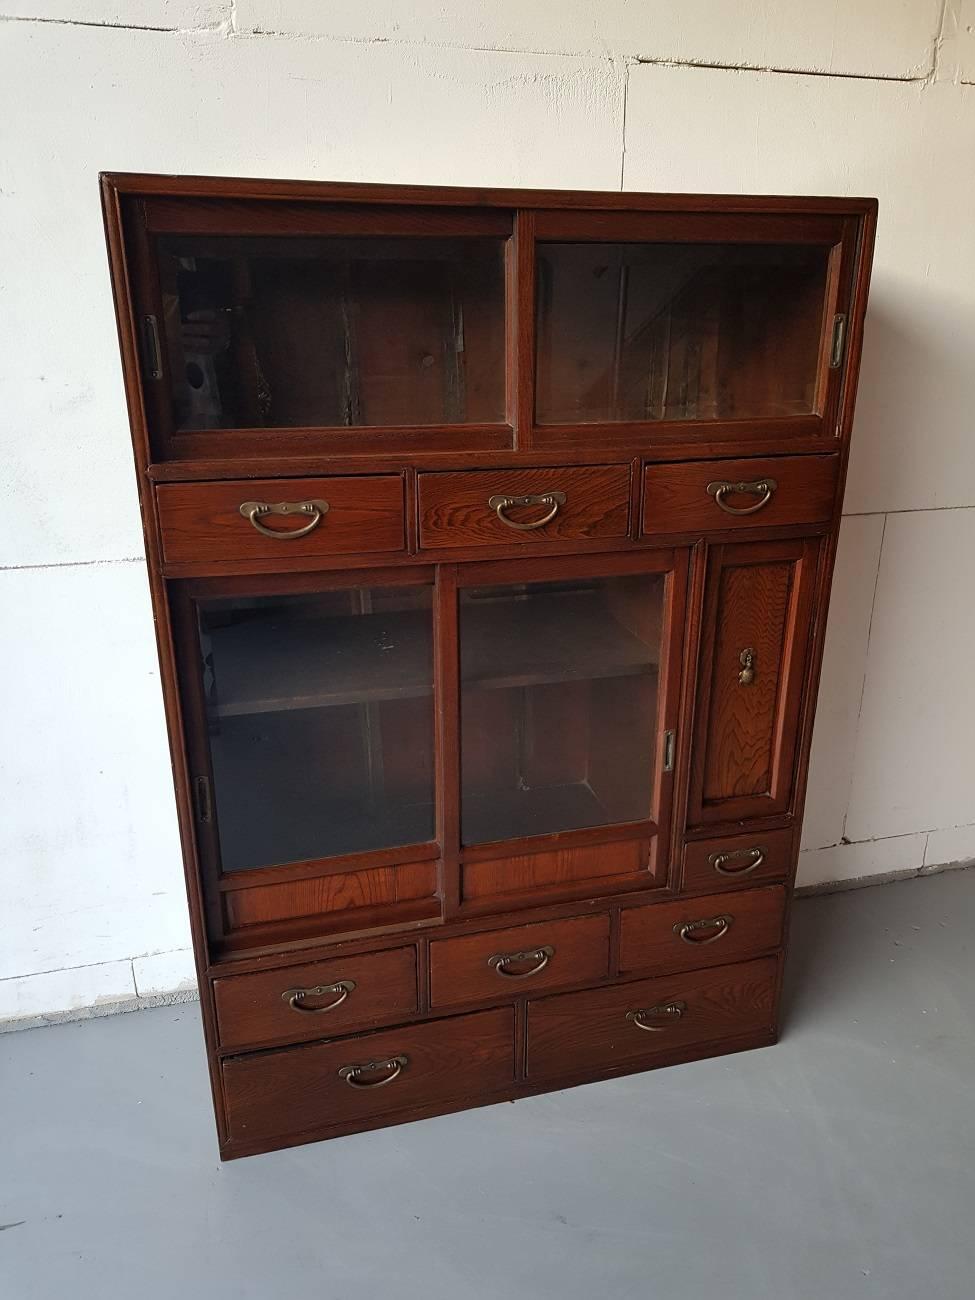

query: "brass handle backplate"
xmin=282 ymin=980 xmax=356 ymax=1014
xmin=626 ymin=1001 xmax=687 ymax=1032
xmin=338 ymin=1054 xmax=408 ymax=1089
xmin=707 ymin=478 xmax=777 ymax=515
xmin=675 ymin=914 xmax=733 ymax=945
xmin=488 ymin=491 xmax=566 ymax=531
xmin=738 ymin=646 xmax=756 ymax=686
xmin=487 ymin=944 xmax=555 ymax=979
xmin=710 ymin=846 xmax=766 ymax=877
xmin=239 ymin=498 xmax=329 ymax=539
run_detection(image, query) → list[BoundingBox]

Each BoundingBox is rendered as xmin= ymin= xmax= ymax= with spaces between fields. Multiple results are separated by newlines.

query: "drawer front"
xmin=213 ymin=946 xmax=418 ymax=1050
xmin=682 ymin=827 xmax=794 ymax=896
xmin=689 ymin=536 xmax=821 ymax=825
xmin=642 ymin=455 xmax=838 ymax=535
xmin=418 ymin=465 xmax=630 ymax=549
xmin=430 ymin=914 xmax=610 ymax=1010
xmin=222 ymin=1007 xmax=515 ymax=1144
xmin=157 ymin=475 xmax=404 ymax=565
xmin=619 ymin=884 xmax=786 ymax=976
xmin=527 ymin=957 xmax=777 ymax=1080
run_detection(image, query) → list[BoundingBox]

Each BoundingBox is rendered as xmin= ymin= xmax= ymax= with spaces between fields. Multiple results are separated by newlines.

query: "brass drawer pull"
xmin=488 ymin=491 xmax=566 ymax=531
xmin=626 ymin=1001 xmax=687 ymax=1032
xmin=675 ymin=914 xmax=733 ymax=945
xmin=338 ymin=1054 xmax=408 ymax=1089
xmin=282 ymin=980 xmax=356 ymax=1014
xmin=487 ymin=944 xmax=555 ymax=979
xmin=710 ymin=846 xmax=765 ymax=877
xmin=707 ymin=478 xmax=777 ymax=515
xmin=239 ymin=498 xmax=329 ymax=539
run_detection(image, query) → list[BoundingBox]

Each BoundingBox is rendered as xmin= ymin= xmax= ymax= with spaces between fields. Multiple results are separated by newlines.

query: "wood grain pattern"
xmin=418 ymin=465 xmax=630 ymax=548
xmin=223 ymin=861 xmax=438 ymax=930
xmin=681 ymin=826 xmax=795 ymax=895
xmin=642 ymin=455 xmax=838 ymax=536
xmin=213 ymin=945 xmax=418 ymax=1050
xmin=461 ymin=839 xmax=648 ymax=904
xmin=222 ymin=1007 xmax=515 ymax=1144
xmin=527 ymin=956 xmax=777 ymax=1079
xmin=157 ymin=475 xmax=405 ymax=566
xmin=429 ymin=913 xmax=610 ymax=1009
xmin=618 ymin=885 xmax=786 ymax=976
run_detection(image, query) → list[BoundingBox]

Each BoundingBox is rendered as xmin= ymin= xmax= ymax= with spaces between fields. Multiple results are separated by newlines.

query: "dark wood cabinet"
xmin=102 ymin=173 xmax=876 ymax=1158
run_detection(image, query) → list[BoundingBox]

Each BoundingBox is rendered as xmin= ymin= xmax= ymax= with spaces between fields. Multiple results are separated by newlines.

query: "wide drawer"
xmin=429 ymin=914 xmax=610 ymax=1010
xmin=418 ymin=465 xmax=630 ymax=549
xmin=527 ymin=956 xmax=777 ymax=1080
xmin=222 ymin=1007 xmax=515 ymax=1144
xmin=157 ymin=475 xmax=405 ymax=565
xmin=681 ymin=827 xmax=794 ymax=895
xmin=213 ymin=946 xmax=419 ymax=1051
xmin=642 ymin=455 xmax=838 ymax=535
xmin=619 ymin=884 xmax=786 ymax=976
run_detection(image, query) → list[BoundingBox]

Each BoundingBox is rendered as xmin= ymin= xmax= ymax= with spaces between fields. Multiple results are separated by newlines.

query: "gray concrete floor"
xmin=2 ymin=869 xmax=973 ymax=1300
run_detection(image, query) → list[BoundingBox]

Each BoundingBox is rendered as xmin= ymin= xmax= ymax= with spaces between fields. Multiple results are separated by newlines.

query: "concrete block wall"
xmin=1 ymin=1 xmax=973 ymax=1024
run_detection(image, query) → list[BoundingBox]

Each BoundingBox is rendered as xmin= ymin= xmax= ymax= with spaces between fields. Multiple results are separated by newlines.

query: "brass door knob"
xmin=738 ymin=647 xmax=756 ymax=686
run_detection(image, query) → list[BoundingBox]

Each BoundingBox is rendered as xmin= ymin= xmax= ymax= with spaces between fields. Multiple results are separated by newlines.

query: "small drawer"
xmin=527 ymin=956 xmax=777 ymax=1080
xmin=157 ymin=475 xmax=404 ymax=566
xmin=418 ymin=465 xmax=630 ymax=549
xmin=642 ymin=455 xmax=838 ymax=535
xmin=681 ymin=827 xmax=794 ymax=895
xmin=213 ymin=946 xmax=419 ymax=1051
xmin=430 ymin=914 xmax=610 ymax=1010
xmin=222 ymin=1007 xmax=515 ymax=1145
xmin=619 ymin=884 xmax=786 ymax=976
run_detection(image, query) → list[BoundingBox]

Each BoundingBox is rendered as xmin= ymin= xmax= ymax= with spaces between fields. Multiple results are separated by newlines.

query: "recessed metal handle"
xmin=337 ymin=1054 xmax=408 ymax=1089
xmin=738 ymin=646 xmax=756 ymax=686
xmin=626 ymin=1001 xmax=687 ymax=1032
xmin=674 ymin=914 xmax=733 ymax=945
xmin=488 ymin=491 xmax=566 ymax=531
xmin=142 ymin=314 xmax=163 ymax=380
xmin=239 ymin=499 xmax=329 ymax=539
xmin=706 ymin=478 xmax=777 ymax=515
xmin=710 ymin=846 xmax=766 ymax=877
xmin=487 ymin=944 xmax=555 ymax=979
xmin=282 ymin=980 xmax=356 ymax=1014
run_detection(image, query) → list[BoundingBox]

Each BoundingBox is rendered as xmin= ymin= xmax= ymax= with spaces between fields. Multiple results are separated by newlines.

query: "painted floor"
xmin=2 ymin=868 xmax=973 ymax=1300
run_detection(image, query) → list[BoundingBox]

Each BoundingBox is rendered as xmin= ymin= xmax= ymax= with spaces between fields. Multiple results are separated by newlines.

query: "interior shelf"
xmin=461 ymin=782 xmax=614 ymax=846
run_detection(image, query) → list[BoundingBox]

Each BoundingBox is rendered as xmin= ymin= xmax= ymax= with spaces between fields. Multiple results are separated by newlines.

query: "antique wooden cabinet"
xmin=101 ymin=174 xmax=876 ymax=1159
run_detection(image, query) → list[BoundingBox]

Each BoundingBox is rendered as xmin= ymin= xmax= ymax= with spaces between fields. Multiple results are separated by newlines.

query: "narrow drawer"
xmin=430 ymin=914 xmax=610 ymax=1010
xmin=222 ymin=1007 xmax=515 ymax=1144
xmin=527 ymin=957 xmax=777 ymax=1080
xmin=157 ymin=475 xmax=404 ymax=566
xmin=642 ymin=455 xmax=838 ymax=535
xmin=682 ymin=827 xmax=794 ymax=895
xmin=418 ymin=465 xmax=630 ymax=549
xmin=213 ymin=946 xmax=418 ymax=1051
xmin=619 ymin=884 xmax=786 ymax=976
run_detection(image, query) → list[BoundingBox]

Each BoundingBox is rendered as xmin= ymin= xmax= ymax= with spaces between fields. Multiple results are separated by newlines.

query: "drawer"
xmin=222 ymin=1007 xmax=515 ymax=1145
xmin=429 ymin=914 xmax=610 ymax=1010
xmin=682 ymin=827 xmax=794 ymax=895
xmin=642 ymin=455 xmax=838 ymax=535
xmin=619 ymin=884 xmax=786 ymax=976
xmin=213 ymin=946 xmax=418 ymax=1050
xmin=527 ymin=956 xmax=777 ymax=1080
xmin=157 ymin=475 xmax=404 ymax=566
xmin=418 ymin=465 xmax=630 ymax=549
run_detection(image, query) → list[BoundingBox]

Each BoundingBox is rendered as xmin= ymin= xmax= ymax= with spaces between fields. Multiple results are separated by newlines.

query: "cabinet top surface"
xmin=101 ymin=171 xmax=878 ymax=216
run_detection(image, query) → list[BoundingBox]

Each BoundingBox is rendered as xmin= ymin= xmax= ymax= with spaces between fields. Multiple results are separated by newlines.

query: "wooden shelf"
xmin=462 ymin=592 xmax=658 ymax=691
xmin=462 ymin=782 xmax=614 ymax=846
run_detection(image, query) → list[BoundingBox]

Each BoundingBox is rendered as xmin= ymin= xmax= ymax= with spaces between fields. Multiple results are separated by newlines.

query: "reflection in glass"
xmin=459 ymin=574 xmax=665 ymax=844
xmin=198 ymin=587 xmax=435 ymax=872
xmin=536 ymin=242 xmax=830 ymax=424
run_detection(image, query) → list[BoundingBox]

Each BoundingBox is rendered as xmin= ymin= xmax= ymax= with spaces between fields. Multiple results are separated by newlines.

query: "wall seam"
xmin=0 ymin=556 xmax=144 ymax=574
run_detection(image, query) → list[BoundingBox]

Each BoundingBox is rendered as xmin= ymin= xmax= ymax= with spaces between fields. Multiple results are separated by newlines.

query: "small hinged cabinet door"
xmin=688 ymin=536 xmax=822 ymax=826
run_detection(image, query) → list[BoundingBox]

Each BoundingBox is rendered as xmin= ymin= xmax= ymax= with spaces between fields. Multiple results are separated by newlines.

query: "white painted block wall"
xmin=2 ymin=1 xmax=973 ymax=1024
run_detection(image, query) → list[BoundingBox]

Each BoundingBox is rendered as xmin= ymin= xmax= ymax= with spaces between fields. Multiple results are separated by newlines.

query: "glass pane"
xmin=198 ymin=586 xmax=434 ymax=872
xmin=536 ymin=242 xmax=830 ymax=424
xmin=156 ymin=236 xmax=506 ymax=431
xmin=460 ymin=574 xmax=665 ymax=844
